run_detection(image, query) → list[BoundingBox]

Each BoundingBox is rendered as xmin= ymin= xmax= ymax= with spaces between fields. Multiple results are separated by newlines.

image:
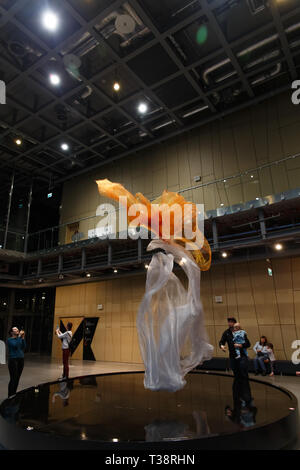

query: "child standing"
xmin=265 ymin=342 xmax=276 ymax=376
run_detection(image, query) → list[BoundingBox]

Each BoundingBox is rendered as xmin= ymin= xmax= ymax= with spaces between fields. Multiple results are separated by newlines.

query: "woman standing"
xmin=7 ymin=327 xmax=26 ymax=397
xmin=253 ymin=336 xmax=269 ymax=376
xmin=55 ymin=322 xmax=72 ymax=380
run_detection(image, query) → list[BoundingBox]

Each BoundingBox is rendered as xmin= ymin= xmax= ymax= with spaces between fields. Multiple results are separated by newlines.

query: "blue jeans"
xmin=254 ymin=355 xmax=268 ymax=372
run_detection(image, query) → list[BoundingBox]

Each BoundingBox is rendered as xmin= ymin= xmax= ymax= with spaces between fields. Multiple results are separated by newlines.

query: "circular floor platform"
xmin=0 ymin=371 xmax=298 ymax=450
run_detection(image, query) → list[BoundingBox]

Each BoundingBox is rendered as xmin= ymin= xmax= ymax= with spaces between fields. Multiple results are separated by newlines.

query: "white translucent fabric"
xmin=137 ymin=240 xmax=213 ymax=392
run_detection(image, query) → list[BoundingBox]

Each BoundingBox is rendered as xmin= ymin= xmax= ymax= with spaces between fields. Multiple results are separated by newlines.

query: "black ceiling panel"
xmin=127 ymin=43 xmax=179 ymax=86
xmin=0 ymin=0 xmax=298 ymax=194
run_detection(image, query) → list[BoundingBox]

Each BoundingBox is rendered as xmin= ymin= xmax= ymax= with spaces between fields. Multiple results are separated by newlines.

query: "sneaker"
xmin=269 ymin=372 xmax=274 ymax=377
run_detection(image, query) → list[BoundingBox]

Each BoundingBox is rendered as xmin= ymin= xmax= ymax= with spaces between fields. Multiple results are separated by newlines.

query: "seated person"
xmin=253 ymin=336 xmax=269 ymax=376
xmin=232 ymin=323 xmax=248 ymax=359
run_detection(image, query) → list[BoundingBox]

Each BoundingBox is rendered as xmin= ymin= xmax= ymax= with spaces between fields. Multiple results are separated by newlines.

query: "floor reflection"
xmin=0 ymin=372 xmax=294 ymax=443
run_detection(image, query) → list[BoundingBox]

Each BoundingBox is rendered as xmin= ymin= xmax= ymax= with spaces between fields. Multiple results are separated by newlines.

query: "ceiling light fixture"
xmin=86 ymin=273 xmax=91 ymax=278
xmin=221 ymin=252 xmax=228 ymax=258
xmin=42 ymin=10 xmax=59 ymax=32
xmin=138 ymin=102 xmax=148 ymax=114
xmin=114 ymin=269 xmax=118 ymax=273
xmin=274 ymin=243 xmax=283 ymax=251
xmin=113 ymin=82 xmax=120 ymax=91
xmin=61 ymin=143 xmax=69 ymax=151
xmin=49 ymin=73 xmax=61 ymax=86
xmin=15 ymin=138 xmax=22 ymax=145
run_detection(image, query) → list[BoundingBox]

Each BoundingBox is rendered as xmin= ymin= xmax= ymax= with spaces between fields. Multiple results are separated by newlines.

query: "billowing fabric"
xmin=96 ymin=179 xmax=213 ymax=392
xmin=137 ymin=240 xmax=213 ymax=392
xmin=96 ymin=179 xmax=211 ymax=271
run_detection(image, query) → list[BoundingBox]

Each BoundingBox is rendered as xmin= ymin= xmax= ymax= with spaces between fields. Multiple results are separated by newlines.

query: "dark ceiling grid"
xmin=0 ymin=1 xmax=132 ymax=176
xmin=63 ymin=2 xmax=184 ymax=129
xmin=0 ymin=0 xmax=124 ymax=89
xmin=269 ymin=0 xmax=297 ymax=80
xmin=128 ymin=0 xmax=216 ymax=113
xmin=0 ymin=0 xmax=28 ymax=26
xmin=53 ymin=83 xmax=291 ymax=186
xmin=0 ymin=0 xmax=298 ymax=196
xmin=1 ymin=16 xmax=136 ymax=145
xmin=201 ymin=0 xmax=254 ymax=98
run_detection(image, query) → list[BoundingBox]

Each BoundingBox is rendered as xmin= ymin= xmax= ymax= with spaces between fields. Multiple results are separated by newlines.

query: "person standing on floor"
xmin=219 ymin=317 xmax=252 ymax=405
xmin=55 ymin=322 xmax=73 ymax=381
xmin=7 ymin=327 xmax=26 ymax=398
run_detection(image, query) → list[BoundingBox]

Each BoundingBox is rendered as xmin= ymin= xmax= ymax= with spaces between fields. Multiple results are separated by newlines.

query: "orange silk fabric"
xmin=96 ymin=178 xmax=211 ymax=271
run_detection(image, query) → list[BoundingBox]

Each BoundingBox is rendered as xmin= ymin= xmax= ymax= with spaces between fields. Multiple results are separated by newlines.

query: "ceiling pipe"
xmin=250 ymin=62 xmax=282 ymax=86
xmin=203 ymin=21 xmax=300 ymax=85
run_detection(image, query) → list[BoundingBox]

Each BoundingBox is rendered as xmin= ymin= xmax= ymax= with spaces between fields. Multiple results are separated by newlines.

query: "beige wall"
xmin=59 ymin=90 xmax=300 ymax=242
xmin=52 ymin=254 xmax=300 ymax=363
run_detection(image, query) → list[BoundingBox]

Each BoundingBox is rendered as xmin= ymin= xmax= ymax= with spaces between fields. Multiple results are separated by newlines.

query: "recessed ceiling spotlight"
xmin=42 ymin=10 xmax=59 ymax=32
xmin=49 ymin=73 xmax=61 ymax=86
xmin=86 ymin=273 xmax=91 ymax=278
xmin=114 ymin=269 xmax=118 ymax=273
xmin=138 ymin=102 xmax=148 ymax=114
xmin=15 ymin=138 xmax=22 ymax=145
xmin=221 ymin=252 xmax=228 ymax=258
xmin=220 ymin=203 xmax=224 ymax=207
xmin=145 ymin=264 xmax=149 ymax=269
xmin=113 ymin=82 xmax=120 ymax=91
xmin=250 ymin=175 xmax=254 ymax=178
xmin=256 ymin=197 xmax=260 ymax=200
xmin=61 ymin=143 xmax=69 ymax=151
xmin=275 ymin=243 xmax=283 ymax=251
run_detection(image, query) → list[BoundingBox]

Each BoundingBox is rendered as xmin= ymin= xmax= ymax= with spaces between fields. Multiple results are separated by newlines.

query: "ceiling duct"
xmin=203 ymin=21 xmax=300 ymax=86
xmin=94 ymin=2 xmax=150 ymax=50
xmin=251 ymin=62 xmax=282 ymax=86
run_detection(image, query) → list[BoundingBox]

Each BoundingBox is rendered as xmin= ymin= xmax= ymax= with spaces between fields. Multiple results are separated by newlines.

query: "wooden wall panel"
xmin=249 ymin=261 xmax=280 ymax=325
xmin=272 ymin=258 xmax=295 ymax=325
xmin=233 ymin=263 xmax=256 ymax=326
xmin=52 ymin=257 xmax=300 ymax=365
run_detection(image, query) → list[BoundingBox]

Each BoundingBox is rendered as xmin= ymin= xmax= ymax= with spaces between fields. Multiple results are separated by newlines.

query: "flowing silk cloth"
xmin=137 ymin=240 xmax=213 ymax=392
xmin=96 ymin=179 xmax=213 ymax=392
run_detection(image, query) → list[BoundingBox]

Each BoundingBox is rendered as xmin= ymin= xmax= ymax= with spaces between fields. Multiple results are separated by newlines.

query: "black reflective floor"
xmin=0 ymin=371 xmax=297 ymax=449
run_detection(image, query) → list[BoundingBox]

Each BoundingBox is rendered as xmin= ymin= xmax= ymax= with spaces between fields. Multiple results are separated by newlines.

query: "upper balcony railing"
xmin=1 ymin=151 xmax=300 ymax=254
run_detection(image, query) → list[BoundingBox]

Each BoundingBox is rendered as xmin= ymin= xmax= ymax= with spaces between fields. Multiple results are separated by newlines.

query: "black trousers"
xmin=8 ymin=358 xmax=24 ymax=397
xmin=230 ymin=356 xmax=252 ymax=406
